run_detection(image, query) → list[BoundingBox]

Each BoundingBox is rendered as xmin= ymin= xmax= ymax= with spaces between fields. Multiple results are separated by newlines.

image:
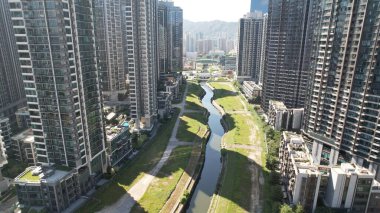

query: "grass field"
xmin=177 ymin=112 xmax=208 ymax=142
xmin=130 ymin=146 xmax=193 ymax=212
xmin=223 ymin=114 xmax=254 ymax=146
xmin=76 ymin=108 xmax=181 ymax=213
xmin=185 ymin=81 xmax=205 ymax=111
xmin=216 ymin=148 xmax=252 ymax=213
xmin=208 ymin=82 xmax=245 ymax=112
xmin=207 ymin=81 xmax=266 ymax=213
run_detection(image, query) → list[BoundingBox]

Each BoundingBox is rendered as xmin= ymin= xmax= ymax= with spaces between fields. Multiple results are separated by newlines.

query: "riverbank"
xmin=186 ymin=83 xmax=224 ymax=213
xmin=207 ymin=81 xmax=264 ymax=213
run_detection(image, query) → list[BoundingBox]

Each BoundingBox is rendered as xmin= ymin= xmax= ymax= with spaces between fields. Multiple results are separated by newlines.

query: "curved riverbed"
xmin=187 ymin=83 xmax=224 ymax=213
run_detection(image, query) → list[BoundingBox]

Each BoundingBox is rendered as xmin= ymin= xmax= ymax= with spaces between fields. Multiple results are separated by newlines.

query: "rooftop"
xmin=243 ymin=81 xmax=262 ymax=90
xmin=331 ymin=163 xmax=375 ymax=178
xmin=105 ymin=113 xmax=129 ymax=142
xmin=283 ymin=132 xmax=315 ymax=170
xmin=16 ymin=166 xmax=71 ymax=184
xmin=106 ymin=124 xmax=129 ymax=142
xmin=269 ymin=100 xmax=287 ymax=110
xmin=11 ymin=128 xmax=34 ymax=143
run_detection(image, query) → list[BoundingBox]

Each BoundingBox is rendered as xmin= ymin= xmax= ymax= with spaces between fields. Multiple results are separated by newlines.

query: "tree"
xmin=295 ymin=204 xmax=304 ymax=213
xmin=280 ymin=204 xmax=294 ymax=213
xmin=271 ymin=185 xmax=283 ymax=202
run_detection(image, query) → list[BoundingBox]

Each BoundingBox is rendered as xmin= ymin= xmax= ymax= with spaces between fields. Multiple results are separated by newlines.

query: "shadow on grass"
xmin=212 ymin=88 xmax=238 ymax=101
xmin=185 ymin=81 xmax=207 ymax=111
xmin=177 ymin=112 xmax=208 ymax=142
xmin=212 ymin=148 xmax=267 ymax=213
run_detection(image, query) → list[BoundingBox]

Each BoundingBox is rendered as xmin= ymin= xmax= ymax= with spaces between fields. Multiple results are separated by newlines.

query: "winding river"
xmin=187 ymin=83 xmax=224 ymax=213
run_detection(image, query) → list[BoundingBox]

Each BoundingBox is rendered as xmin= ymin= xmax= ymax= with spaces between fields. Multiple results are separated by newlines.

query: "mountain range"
xmin=183 ymin=20 xmax=238 ymax=39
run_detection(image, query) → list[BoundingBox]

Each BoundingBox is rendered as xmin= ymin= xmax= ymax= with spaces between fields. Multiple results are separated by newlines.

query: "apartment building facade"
xmin=237 ymin=11 xmax=266 ymax=83
xmin=303 ymin=0 xmax=380 ymax=181
xmin=0 ymin=0 xmax=26 ymax=130
xmin=158 ymin=1 xmax=183 ymax=74
xmin=126 ymin=0 xmax=158 ymax=131
xmin=262 ymin=0 xmax=316 ymax=110
xmin=93 ymin=0 xmax=128 ymax=103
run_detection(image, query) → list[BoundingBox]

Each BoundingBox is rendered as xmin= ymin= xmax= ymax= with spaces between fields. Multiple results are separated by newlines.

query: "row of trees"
xmin=266 ymin=128 xmax=281 ymax=170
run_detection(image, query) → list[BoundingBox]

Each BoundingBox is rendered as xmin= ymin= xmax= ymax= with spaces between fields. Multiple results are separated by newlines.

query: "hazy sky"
xmin=173 ymin=0 xmax=251 ymax=22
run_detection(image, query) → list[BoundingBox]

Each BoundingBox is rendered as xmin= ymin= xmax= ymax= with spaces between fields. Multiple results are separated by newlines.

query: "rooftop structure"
xmin=268 ymin=101 xmax=304 ymax=132
xmin=280 ymin=132 xmax=321 ymax=212
xmin=325 ymin=163 xmax=375 ymax=212
xmin=280 ymin=132 xmax=380 ymax=213
xmin=11 ymin=128 xmax=35 ymax=165
xmin=242 ymin=81 xmax=262 ymax=100
xmin=105 ymin=112 xmax=132 ymax=167
xmin=15 ymin=166 xmax=80 ymax=212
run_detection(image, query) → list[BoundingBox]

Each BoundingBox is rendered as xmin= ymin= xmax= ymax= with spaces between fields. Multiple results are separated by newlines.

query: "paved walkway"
xmin=99 ymin=83 xmax=194 ymax=213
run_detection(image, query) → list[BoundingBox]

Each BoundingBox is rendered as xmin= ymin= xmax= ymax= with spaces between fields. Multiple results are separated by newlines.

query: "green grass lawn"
xmin=76 ymin=108 xmax=181 ymax=213
xmin=185 ymin=81 xmax=205 ymax=111
xmin=223 ymin=114 xmax=254 ymax=146
xmin=131 ymin=146 xmax=193 ymax=212
xmin=216 ymin=148 xmax=252 ymax=213
xmin=208 ymin=82 xmax=245 ymax=111
xmin=208 ymin=81 xmax=270 ymax=213
xmin=177 ymin=112 xmax=208 ymax=142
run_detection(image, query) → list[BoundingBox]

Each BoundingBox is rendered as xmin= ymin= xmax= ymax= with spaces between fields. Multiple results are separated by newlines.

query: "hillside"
xmin=184 ymin=20 xmax=238 ymax=39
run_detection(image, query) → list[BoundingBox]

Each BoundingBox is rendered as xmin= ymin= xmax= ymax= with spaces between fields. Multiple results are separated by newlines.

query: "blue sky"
xmin=173 ymin=0 xmax=251 ymax=22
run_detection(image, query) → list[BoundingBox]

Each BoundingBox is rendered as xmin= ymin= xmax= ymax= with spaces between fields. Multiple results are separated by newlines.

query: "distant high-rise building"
xmin=259 ymin=13 xmax=267 ymax=85
xmin=127 ymin=0 xmax=158 ymax=130
xmin=93 ymin=0 xmax=128 ymax=103
xmin=304 ymin=0 xmax=380 ymax=180
xmin=185 ymin=32 xmax=196 ymax=52
xmin=0 ymin=0 xmax=26 ymax=129
xmin=237 ymin=11 xmax=266 ymax=83
xmin=158 ymin=1 xmax=183 ymax=74
xmin=9 ymin=0 xmax=107 ymax=174
xmin=218 ymin=38 xmax=227 ymax=52
xmin=250 ymin=0 xmax=268 ymax=13
xmin=226 ymin=39 xmax=235 ymax=53
xmin=262 ymin=0 xmax=315 ymax=111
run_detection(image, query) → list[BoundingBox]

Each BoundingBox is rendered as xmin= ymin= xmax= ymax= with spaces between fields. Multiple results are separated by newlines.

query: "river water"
xmin=187 ymin=83 xmax=224 ymax=213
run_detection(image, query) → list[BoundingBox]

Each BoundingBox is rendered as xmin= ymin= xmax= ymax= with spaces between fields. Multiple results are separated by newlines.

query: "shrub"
xmin=180 ymin=190 xmax=191 ymax=204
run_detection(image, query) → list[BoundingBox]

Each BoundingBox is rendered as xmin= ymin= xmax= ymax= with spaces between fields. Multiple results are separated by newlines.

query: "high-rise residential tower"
xmin=304 ymin=0 xmax=380 ymax=180
xmin=126 ymin=0 xmax=158 ymax=130
xmin=93 ymin=0 xmax=128 ymax=103
xmin=261 ymin=0 xmax=315 ymax=111
xmin=237 ymin=11 xmax=266 ymax=83
xmin=9 ymin=0 xmax=107 ymax=174
xmin=259 ymin=13 xmax=267 ymax=85
xmin=158 ymin=0 xmax=183 ymax=74
xmin=0 ymin=0 xmax=26 ymax=129
xmin=184 ymin=32 xmax=196 ymax=53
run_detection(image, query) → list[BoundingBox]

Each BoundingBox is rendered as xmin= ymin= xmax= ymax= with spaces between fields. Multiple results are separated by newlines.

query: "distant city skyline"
xmin=173 ymin=0 xmax=251 ymax=22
